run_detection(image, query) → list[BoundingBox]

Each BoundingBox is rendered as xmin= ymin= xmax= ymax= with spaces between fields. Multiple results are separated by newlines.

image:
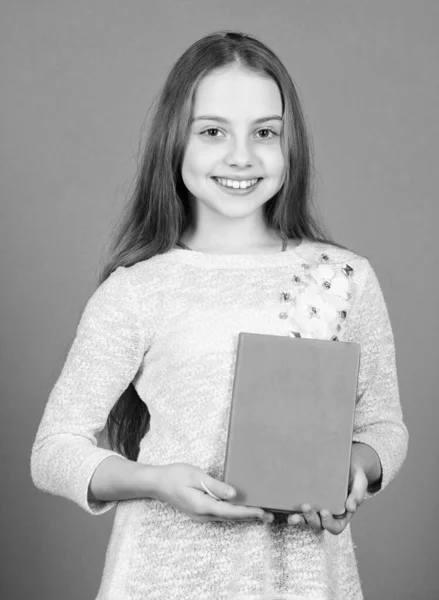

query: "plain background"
xmin=1 ymin=1 xmax=437 ymax=599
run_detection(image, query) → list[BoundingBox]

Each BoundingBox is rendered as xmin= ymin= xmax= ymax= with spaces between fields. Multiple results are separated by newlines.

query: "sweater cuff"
xmin=76 ymin=449 xmax=125 ymax=514
xmin=351 ymin=434 xmax=385 ymax=499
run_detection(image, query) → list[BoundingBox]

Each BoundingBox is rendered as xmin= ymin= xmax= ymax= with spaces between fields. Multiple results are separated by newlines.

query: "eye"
xmin=200 ymin=128 xmax=224 ymax=137
xmin=199 ymin=127 xmax=279 ymax=139
xmin=256 ymin=128 xmax=278 ymax=139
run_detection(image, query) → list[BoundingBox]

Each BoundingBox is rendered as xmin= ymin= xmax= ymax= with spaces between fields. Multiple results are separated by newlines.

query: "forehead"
xmin=193 ymin=67 xmax=282 ymax=120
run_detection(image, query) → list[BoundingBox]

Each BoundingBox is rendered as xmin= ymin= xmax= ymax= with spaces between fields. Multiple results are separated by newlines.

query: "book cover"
xmin=224 ymin=333 xmax=360 ymax=516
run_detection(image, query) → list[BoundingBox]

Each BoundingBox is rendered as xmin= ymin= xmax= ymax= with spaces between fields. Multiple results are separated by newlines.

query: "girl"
xmin=31 ymin=31 xmax=408 ymax=600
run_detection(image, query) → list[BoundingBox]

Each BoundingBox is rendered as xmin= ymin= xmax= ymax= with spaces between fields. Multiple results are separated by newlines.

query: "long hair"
xmin=101 ymin=30 xmax=345 ymax=461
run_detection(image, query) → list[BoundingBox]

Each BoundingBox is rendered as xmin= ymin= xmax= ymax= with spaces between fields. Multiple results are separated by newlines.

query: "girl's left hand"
xmin=287 ymin=461 xmax=368 ymax=535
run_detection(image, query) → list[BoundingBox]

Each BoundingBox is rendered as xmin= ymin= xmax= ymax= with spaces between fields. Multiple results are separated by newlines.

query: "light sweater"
xmin=31 ymin=239 xmax=408 ymax=600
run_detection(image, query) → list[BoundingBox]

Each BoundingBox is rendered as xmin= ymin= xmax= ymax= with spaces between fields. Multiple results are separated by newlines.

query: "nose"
xmin=225 ymin=135 xmax=254 ymax=168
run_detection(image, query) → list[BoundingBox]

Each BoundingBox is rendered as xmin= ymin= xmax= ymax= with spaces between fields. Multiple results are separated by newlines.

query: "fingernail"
xmin=291 ymin=514 xmax=301 ymax=524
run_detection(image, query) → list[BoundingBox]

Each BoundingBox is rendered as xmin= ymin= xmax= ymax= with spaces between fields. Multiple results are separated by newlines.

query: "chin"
xmin=211 ymin=201 xmax=267 ymax=219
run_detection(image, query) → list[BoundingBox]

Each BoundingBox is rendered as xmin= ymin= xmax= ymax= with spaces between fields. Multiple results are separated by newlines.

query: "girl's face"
xmin=181 ymin=66 xmax=285 ymax=222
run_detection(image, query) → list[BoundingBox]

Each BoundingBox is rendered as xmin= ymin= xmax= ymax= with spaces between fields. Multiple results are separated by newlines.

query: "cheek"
xmin=264 ymin=148 xmax=286 ymax=190
xmin=181 ymin=148 xmax=213 ymax=195
xmin=182 ymin=143 xmax=214 ymax=177
xmin=267 ymin=147 xmax=285 ymax=175
xmin=253 ymin=144 xmax=284 ymax=175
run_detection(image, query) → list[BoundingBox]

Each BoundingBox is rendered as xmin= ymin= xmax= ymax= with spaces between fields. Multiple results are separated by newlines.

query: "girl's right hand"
xmin=152 ymin=462 xmax=274 ymax=523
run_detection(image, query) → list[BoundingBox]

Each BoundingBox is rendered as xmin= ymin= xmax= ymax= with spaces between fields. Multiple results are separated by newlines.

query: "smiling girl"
xmin=31 ymin=31 xmax=408 ymax=599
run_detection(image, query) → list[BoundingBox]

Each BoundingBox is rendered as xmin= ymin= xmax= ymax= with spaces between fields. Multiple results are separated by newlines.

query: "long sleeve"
xmin=348 ymin=260 xmax=409 ymax=499
xmin=30 ymin=266 xmax=147 ymax=514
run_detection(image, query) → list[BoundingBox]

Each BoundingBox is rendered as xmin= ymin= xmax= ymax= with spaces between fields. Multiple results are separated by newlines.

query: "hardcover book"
xmin=224 ymin=333 xmax=360 ymax=516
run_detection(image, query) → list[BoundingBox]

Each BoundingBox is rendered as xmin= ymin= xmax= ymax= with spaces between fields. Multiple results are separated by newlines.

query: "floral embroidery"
xmin=341 ymin=264 xmax=354 ymax=277
xmin=279 ymin=292 xmax=292 ymax=302
xmin=280 ymin=261 xmax=355 ymax=340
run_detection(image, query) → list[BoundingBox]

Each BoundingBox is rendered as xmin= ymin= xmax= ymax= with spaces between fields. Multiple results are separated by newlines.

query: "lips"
xmin=212 ymin=177 xmax=262 ymax=182
xmin=211 ymin=176 xmax=263 ymax=190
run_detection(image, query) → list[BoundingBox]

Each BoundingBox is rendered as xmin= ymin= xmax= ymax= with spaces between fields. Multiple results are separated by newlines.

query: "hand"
xmin=153 ymin=463 xmax=274 ymax=523
xmin=287 ymin=458 xmax=368 ymax=535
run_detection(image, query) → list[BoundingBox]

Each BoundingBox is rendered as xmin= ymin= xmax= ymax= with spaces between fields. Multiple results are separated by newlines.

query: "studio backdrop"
xmin=1 ymin=1 xmax=437 ymax=599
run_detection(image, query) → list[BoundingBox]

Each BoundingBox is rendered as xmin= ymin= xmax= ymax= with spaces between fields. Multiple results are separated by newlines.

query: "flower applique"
xmin=278 ymin=256 xmax=355 ymax=340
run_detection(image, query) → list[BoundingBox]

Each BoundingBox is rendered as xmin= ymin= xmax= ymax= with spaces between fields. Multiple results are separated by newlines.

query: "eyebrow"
xmin=191 ymin=115 xmax=283 ymax=125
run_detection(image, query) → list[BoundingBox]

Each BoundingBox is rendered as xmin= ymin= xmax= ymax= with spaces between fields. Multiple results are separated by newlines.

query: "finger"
xmin=345 ymin=493 xmax=357 ymax=513
xmin=210 ymin=501 xmax=273 ymax=522
xmin=198 ymin=514 xmax=229 ymax=522
xmin=301 ymin=504 xmax=323 ymax=532
xmin=288 ymin=513 xmax=305 ymax=526
xmin=320 ymin=508 xmax=353 ymax=535
xmin=202 ymin=514 xmax=265 ymax=523
xmin=199 ymin=477 xmax=236 ymax=502
xmin=218 ymin=504 xmax=272 ymax=521
xmin=346 ymin=469 xmax=368 ymax=512
xmin=195 ymin=490 xmax=273 ymax=522
xmin=200 ymin=481 xmax=221 ymax=501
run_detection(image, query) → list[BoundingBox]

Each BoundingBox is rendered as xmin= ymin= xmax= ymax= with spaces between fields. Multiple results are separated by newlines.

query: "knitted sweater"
xmin=31 ymin=239 xmax=408 ymax=600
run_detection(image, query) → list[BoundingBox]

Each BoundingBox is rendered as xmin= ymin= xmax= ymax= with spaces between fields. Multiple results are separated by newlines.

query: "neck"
xmin=179 ymin=225 xmax=287 ymax=254
xmin=177 ymin=231 xmax=289 ymax=255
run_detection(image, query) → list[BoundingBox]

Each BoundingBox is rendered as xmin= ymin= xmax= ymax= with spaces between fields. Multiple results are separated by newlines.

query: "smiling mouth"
xmin=212 ymin=177 xmax=262 ymax=190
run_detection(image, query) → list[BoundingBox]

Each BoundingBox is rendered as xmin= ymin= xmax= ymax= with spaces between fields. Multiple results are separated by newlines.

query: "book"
xmin=224 ymin=333 xmax=360 ymax=516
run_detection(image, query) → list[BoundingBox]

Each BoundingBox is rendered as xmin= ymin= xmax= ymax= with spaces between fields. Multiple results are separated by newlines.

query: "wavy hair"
xmin=100 ymin=30 xmax=345 ymax=460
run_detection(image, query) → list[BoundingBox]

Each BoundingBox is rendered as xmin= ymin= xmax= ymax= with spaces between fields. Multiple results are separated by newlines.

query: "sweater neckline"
xmin=167 ymin=238 xmax=314 ymax=269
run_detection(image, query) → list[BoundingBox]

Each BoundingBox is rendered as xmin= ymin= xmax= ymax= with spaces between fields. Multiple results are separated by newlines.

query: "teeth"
xmin=215 ymin=178 xmax=259 ymax=189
